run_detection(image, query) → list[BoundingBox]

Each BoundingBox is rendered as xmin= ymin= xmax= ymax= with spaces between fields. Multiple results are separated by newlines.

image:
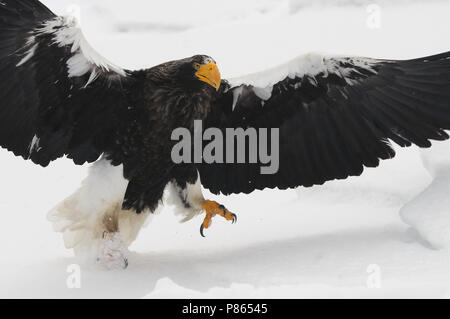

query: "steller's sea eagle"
xmin=2 ymin=0 xmax=450 ymax=268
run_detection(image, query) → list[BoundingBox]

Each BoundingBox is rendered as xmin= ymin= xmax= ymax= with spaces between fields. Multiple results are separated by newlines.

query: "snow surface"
xmin=1 ymin=0 xmax=450 ymax=298
xmin=400 ymin=142 xmax=450 ymax=249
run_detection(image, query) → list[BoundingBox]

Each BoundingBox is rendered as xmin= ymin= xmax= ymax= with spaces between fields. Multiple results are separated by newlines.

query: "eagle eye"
xmin=193 ymin=62 xmax=201 ymax=70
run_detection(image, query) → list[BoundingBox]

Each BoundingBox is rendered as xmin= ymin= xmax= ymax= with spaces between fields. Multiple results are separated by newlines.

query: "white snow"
xmin=1 ymin=0 xmax=450 ymax=299
xmin=400 ymin=142 xmax=450 ymax=249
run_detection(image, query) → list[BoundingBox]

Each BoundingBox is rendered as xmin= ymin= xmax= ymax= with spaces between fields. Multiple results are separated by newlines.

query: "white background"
xmin=1 ymin=0 xmax=450 ymax=298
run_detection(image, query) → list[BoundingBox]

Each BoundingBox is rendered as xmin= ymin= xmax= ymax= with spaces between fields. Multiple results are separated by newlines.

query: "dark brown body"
xmin=107 ymin=61 xmax=216 ymax=213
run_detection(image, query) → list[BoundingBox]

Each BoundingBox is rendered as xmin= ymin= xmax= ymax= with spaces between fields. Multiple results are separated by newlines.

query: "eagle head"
xmin=175 ymin=55 xmax=221 ymax=92
xmin=192 ymin=55 xmax=221 ymax=91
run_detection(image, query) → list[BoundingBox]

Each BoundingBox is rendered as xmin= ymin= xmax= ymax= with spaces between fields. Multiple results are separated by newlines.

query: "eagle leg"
xmin=97 ymin=231 xmax=129 ymax=270
xmin=96 ymin=206 xmax=129 ymax=270
xmin=200 ymin=200 xmax=237 ymax=237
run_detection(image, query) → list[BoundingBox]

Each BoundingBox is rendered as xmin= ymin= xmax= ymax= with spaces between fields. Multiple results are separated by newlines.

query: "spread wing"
xmin=198 ymin=52 xmax=450 ymax=195
xmin=0 ymin=0 xmax=131 ymax=166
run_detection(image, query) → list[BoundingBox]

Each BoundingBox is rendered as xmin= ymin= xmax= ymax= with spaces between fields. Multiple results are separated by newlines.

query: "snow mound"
xmin=289 ymin=0 xmax=445 ymax=11
xmin=400 ymin=142 xmax=450 ymax=249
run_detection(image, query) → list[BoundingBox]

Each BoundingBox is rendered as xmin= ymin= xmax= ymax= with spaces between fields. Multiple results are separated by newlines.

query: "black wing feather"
xmin=0 ymin=0 xmax=130 ymax=167
xmin=198 ymin=52 xmax=450 ymax=195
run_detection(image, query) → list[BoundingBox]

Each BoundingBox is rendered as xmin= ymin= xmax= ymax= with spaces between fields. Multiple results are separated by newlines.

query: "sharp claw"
xmin=123 ymin=258 xmax=129 ymax=269
xmin=201 ymin=202 xmax=236 ymax=237
xmin=200 ymin=224 xmax=206 ymax=238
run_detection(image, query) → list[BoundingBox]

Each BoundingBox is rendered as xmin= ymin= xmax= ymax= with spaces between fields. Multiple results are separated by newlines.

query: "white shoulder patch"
xmin=228 ymin=53 xmax=380 ymax=100
xmin=37 ymin=16 xmax=126 ymax=80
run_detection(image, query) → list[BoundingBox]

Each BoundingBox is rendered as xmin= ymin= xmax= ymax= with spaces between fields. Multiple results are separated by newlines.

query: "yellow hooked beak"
xmin=195 ymin=62 xmax=221 ymax=91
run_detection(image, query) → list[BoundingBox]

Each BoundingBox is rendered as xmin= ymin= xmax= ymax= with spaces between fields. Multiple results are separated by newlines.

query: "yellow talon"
xmin=200 ymin=200 xmax=237 ymax=237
